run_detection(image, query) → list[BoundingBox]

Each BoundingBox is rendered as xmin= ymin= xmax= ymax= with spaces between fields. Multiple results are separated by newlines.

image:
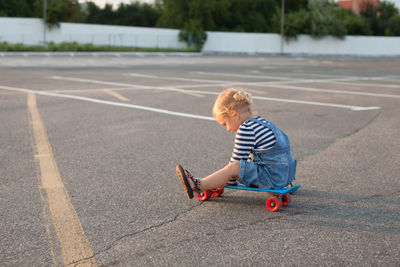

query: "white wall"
xmin=1 ymin=18 xmax=400 ymax=56
xmin=284 ymin=34 xmax=400 ymax=55
xmin=0 ymin=17 xmax=44 ymax=45
xmin=203 ymin=32 xmax=282 ymax=54
xmin=203 ymin=31 xmax=400 ymax=56
xmin=46 ymin=22 xmax=186 ymax=48
xmin=0 ymin=17 xmax=186 ymax=49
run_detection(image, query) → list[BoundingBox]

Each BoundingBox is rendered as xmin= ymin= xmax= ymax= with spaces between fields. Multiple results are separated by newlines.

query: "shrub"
xmin=284 ymin=9 xmax=310 ymax=40
xmin=335 ymin=9 xmax=372 ymax=35
xmin=387 ymin=15 xmax=400 ymax=35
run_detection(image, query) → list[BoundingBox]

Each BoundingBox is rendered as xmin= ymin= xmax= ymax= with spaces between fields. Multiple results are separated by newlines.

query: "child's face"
xmin=215 ymin=112 xmax=242 ymax=132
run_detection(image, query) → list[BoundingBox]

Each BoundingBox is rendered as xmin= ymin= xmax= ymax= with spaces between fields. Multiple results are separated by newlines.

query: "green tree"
xmin=378 ymin=1 xmax=400 ymax=36
xmin=84 ymin=1 xmax=160 ymax=27
xmin=98 ymin=3 xmax=115 ymax=25
xmin=282 ymin=0 xmax=309 ymax=13
xmin=307 ymin=0 xmax=346 ymax=39
xmin=114 ymin=2 xmax=161 ymax=27
xmin=179 ymin=0 xmax=213 ymax=48
xmin=335 ymin=9 xmax=371 ymax=35
xmin=387 ymin=15 xmax=400 ymax=35
xmin=157 ymin=0 xmax=215 ymax=48
xmin=283 ymin=9 xmax=310 ymax=40
xmin=214 ymin=0 xmax=278 ymax=33
xmin=32 ymin=0 xmax=84 ymax=28
xmin=360 ymin=1 xmax=400 ymax=36
xmin=157 ymin=0 xmax=187 ymax=29
xmin=361 ymin=2 xmax=380 ymax=34
xmin=283 ymin=0 xmax=347 ymax=40
xmin=158 ymin=0 xmax=280 ymax=48
xmin=84 ymin=2 xmax=102 ymax=24
xmin=0 ymin=0 xmax=36 ymax=17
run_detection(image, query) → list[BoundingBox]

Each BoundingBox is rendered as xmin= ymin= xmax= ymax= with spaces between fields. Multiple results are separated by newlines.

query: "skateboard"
xmin=196 ymin=179 xmax=300 ymax=212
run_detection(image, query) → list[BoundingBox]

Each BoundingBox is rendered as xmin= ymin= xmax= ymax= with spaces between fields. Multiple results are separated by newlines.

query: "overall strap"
xmin=247 ymin=118 xmax=271 ymax=128
xmin=247 ymin=118 xmax=282 ymax=151
xmin=248 ymin=118 xmax=290 ymax=154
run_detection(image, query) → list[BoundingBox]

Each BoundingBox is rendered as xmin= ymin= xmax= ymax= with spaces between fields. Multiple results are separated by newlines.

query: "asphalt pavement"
xmin=0 ymin=53 xmax=399 ymax=266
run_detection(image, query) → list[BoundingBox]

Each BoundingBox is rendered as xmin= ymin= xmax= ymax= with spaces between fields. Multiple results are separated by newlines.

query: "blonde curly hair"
xmin=213 ymin=88 xmax=253 ymax=118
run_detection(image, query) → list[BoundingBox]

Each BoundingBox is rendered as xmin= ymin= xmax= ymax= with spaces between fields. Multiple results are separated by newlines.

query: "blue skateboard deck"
xmin=225 ymin=183 xmax=301 ymax=195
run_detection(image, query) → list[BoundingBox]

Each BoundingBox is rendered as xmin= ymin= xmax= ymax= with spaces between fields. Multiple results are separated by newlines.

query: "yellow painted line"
xmin=27 ymin=93 xmax=97 ymax=266
xmin=0 ymin=91 xmax=22 ymax=95
xmin=103 ymin=89 xmax=130 ymax=102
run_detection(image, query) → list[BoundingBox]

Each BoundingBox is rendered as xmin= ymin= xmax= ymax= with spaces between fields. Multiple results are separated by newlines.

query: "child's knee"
xmin=227 ymin=161 xmax=240 ymax=173
xmin=230 ymin=161 xmax=240 ymax=167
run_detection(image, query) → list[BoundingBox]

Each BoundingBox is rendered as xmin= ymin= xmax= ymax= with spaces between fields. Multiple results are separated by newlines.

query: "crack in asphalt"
xmin=65 ymin=202 xmax=203 ymax=266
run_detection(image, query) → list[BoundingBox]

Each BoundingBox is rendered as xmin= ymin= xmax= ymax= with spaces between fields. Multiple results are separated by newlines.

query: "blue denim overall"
xmin=238 ymin=118 xmax=297 ymax=189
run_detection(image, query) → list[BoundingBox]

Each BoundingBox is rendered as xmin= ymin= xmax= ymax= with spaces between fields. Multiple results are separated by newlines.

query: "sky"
xmin=78 ymin=0 xmax=154 ymax=8
xmin=386 ymin=0 xmax=400 ymax=8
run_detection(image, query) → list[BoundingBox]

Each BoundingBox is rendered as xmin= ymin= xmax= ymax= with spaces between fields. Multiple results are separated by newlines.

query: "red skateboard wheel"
xmin=266 ymin=196 xmax=282 ymax=212
xmin=212 ymin=188 xmax=224 ymax=197
xmin=282 ymin=194 xmax=292 ymax=207
xmin=197 ymin=190 xmax=212 ymax=201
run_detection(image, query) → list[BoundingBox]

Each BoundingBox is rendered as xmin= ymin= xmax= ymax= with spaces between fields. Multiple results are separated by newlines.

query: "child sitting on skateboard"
xmin=176 ymin=88 xmax=296 ymax=199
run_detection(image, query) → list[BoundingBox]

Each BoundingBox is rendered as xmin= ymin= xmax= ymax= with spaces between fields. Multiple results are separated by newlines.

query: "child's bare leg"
xmin=200 ymin=162 xmax=240 ymax=191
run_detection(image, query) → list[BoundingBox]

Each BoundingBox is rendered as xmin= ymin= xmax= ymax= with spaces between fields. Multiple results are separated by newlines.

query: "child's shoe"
xmin=176 ymin=165 xmax=200 ymax=199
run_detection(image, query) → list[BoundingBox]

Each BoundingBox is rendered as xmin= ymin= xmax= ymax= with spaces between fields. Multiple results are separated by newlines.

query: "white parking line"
xmin=195 ymin=71 xmax=400 ymax=90
xmin=125 ymin=72 xmax=400 ymax=99
xmin=194 ymin=71 xmax=295 ymax=81
xmin=329 ymin=81 xmax=400 ymax=89
xmin=127 ymin=72 xmax=400 ymax=98
xmin=126 ymin=72 xmax=234 ymax=84
xmin=52 ymin=76 xmax=204 ymax=98
xmin=253 ymin=83 xmax=400 ymax=99
xmin=1 ymin=83 xmax=380 ymax=118
xmin=46 ymin=87 xmax=139 ymax=93
xmin=48 ymin=76 xmax=381 ymax=111
xmin=0 ymin=85 xmax=215 ymax=121
xmin=129 ymin=72 xmax=315 ymax=86
xmin=195 ymin=71 xmax=355 ymax=81
xmin=383 ymin=77 xmax=400 ymax=83
xmin=183 ymin=89 xmax=380 ymax=111
xmin=252 ymin=95 xmax=380 ymax=111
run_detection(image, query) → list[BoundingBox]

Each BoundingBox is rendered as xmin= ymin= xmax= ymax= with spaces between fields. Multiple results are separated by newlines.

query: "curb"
xmin=0 ymin=52 xmax=203 ymax=57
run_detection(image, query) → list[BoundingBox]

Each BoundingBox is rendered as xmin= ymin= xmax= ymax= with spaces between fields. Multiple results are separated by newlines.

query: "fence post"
xmin=188 ymin=34 xmax=193 ymax=47
xmin=43 ymin=0 xmax=47 ymax=45
xmin=280 ymin=0 xmax=285 ymax=54
xmin=135 ymin=34 xmax=138 ymax=48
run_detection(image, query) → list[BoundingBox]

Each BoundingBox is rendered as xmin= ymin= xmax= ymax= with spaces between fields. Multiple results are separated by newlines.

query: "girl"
xmin=176 ymin=88 xmax=296 ymax=199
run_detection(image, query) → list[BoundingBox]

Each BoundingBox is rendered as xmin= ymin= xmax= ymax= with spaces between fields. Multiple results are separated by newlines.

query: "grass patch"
xmin=0 ymin=41 xmax=200 ymax=53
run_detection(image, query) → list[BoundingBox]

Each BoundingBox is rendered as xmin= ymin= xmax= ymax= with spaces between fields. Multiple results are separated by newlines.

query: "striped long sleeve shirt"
xmin=230 ymin=116 xmax=276 ymax=163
